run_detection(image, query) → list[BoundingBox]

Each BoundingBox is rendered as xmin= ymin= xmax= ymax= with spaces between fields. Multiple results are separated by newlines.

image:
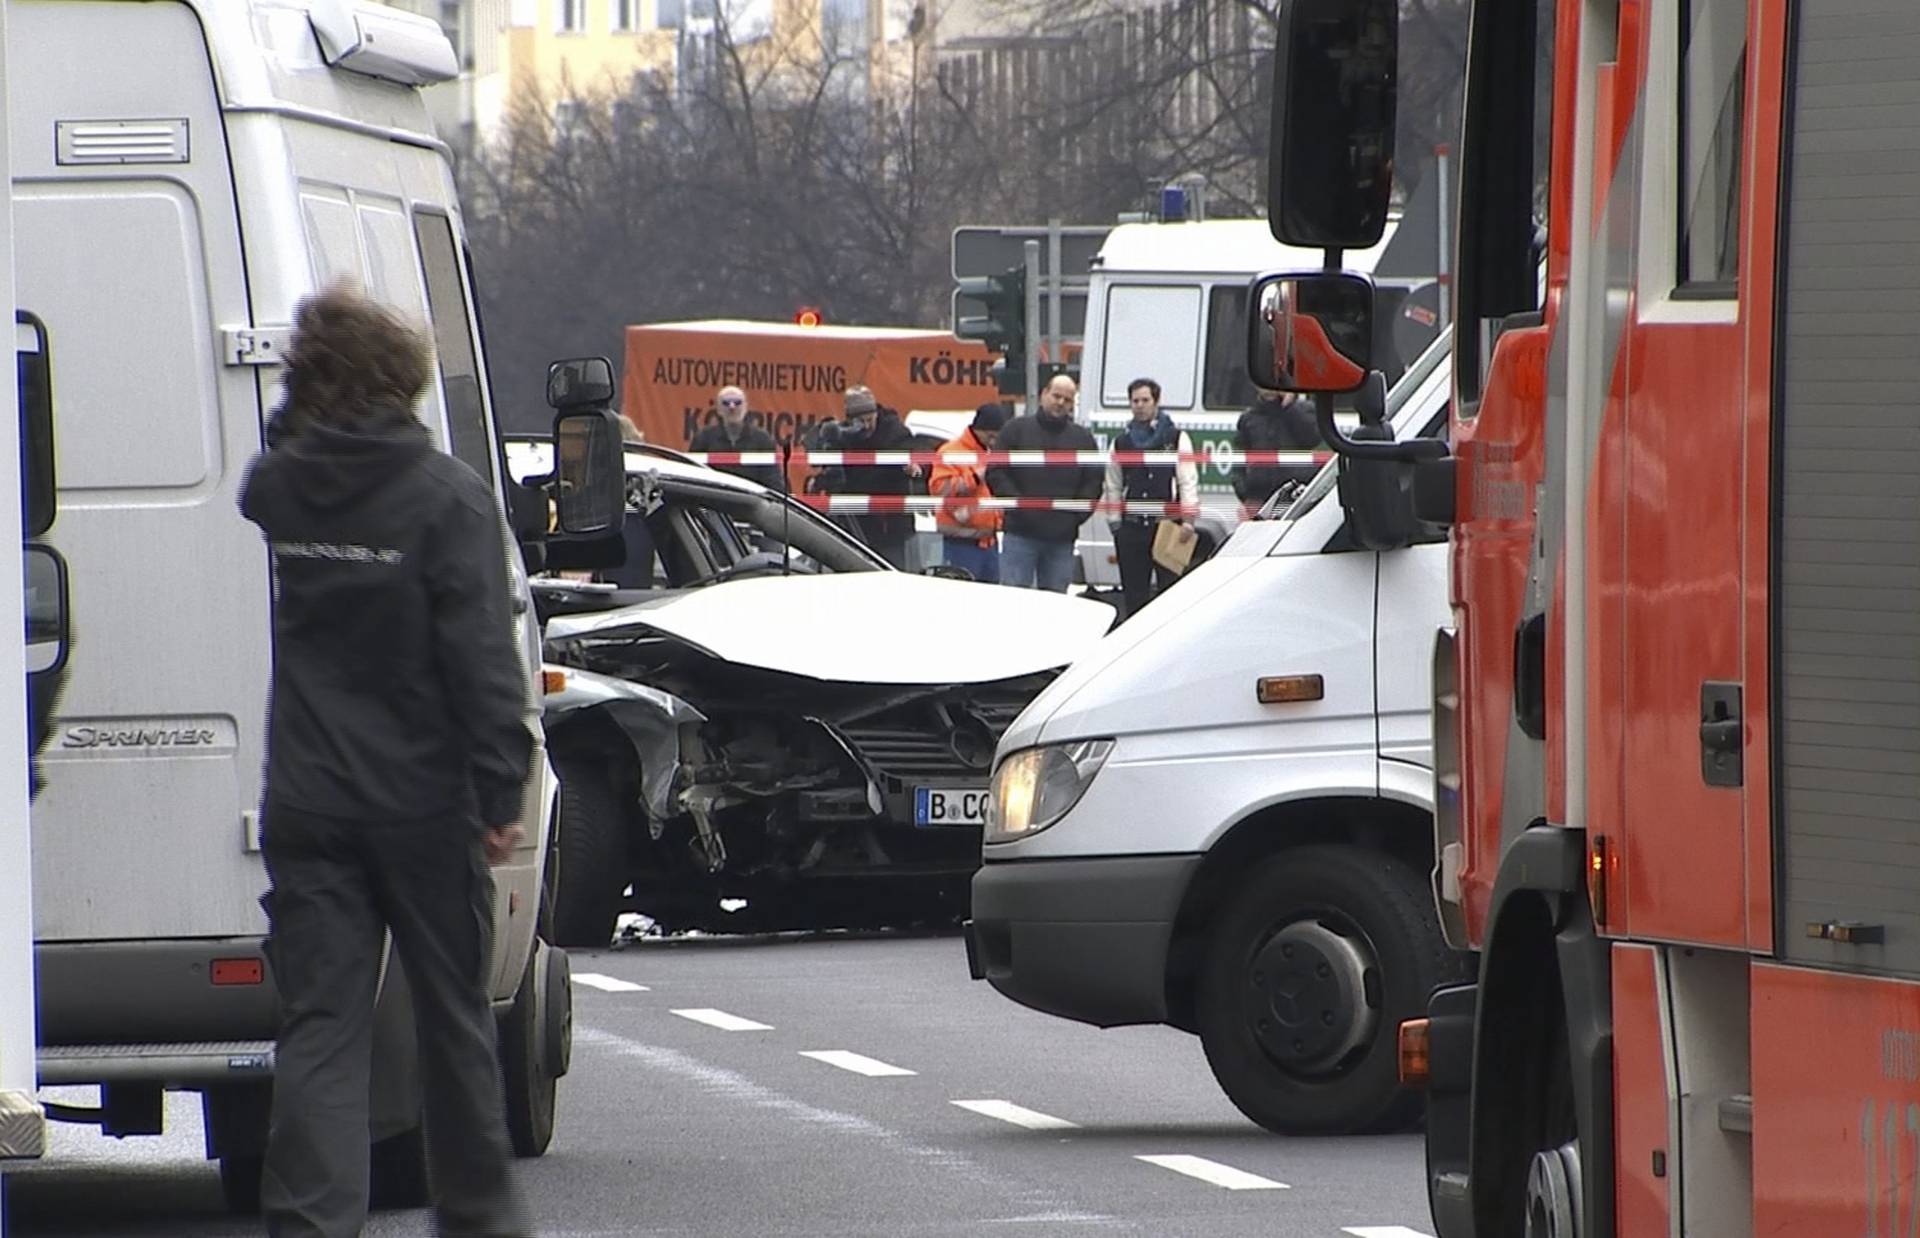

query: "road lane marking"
xmin=952 ymin=1099 xmax=1078 ymax=1130
xmin=572 ymin=972 xmax=648 ymax=993
xmin=671 ymin=1007 xmax=773 ymax=1031
xmin=801 ymin=1050 xmax=917 ymax=1077
xmin=572 ymin=1027 xmax=1112 ymax=1222
xmin=1342 ymin=1229 xmax=1435 ymax=1238
xmin=1135 ymin=1154 xmax=1289 ymax=1190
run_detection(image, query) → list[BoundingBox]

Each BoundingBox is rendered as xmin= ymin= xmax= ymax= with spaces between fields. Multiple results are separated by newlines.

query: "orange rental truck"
xmin=1261 ymin=0 xmax=1920 ymax=1235
xmin=622 ymin=319 xmax=1002 ymax=451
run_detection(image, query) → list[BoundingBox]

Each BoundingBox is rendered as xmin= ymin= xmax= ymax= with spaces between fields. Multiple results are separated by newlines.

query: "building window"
xmin=612 ymin=0 xmax=638 ymax=30
xmin=1678 ymin=0 xmax=1745 ymax=289
xmin=557 ymin=0 xmax=586 ymax=33
xmin=554 ymin=98 xmax=584 ymax=138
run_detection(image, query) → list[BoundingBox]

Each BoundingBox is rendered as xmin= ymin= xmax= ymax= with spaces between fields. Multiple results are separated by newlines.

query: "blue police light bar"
xmin=1160 ymin=185 xmax=1188 ymax=222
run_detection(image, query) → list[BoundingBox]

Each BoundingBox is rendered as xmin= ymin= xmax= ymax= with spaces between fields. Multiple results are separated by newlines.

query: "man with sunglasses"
xmin=689 ymin=384 xmax=783 ymax=491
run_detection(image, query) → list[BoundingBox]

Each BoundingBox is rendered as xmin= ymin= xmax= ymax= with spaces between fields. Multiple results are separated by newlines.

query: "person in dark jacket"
xmin=987 ymin=373 xmax=1102 ymax=591
xmin=1231 ymin=388 xmax=1323 ymax=519
xmin=238 ymin=286 xmax=533 ymax=1238
xmin=687 ymin=384 xmax=783 ymax=491
xmin=826 ymin=386 xmax=918 ymax=569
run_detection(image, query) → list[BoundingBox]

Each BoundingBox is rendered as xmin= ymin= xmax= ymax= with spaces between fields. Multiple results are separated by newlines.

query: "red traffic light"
xmin=794 ymin=306 xmax=824 ymax=327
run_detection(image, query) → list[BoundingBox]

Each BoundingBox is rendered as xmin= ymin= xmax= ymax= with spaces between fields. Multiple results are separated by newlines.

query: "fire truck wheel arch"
xmin=1193 ymin=846 xmax=1470 ymax=1135
xmin=1442 ymin=825 xmax=1615 ymax=1238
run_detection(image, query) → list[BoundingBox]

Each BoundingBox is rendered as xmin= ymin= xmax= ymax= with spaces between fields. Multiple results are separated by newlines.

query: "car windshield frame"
xmin=649 ymin=474 xmax=890 ymax=578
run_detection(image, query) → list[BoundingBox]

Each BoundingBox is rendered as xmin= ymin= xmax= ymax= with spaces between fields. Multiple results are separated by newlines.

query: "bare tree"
xmin=457 ymin=0 xmax=1464 ymax=431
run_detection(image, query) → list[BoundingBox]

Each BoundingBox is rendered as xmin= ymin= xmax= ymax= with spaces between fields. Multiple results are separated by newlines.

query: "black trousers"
xmin=1114 ymin=519 xmax=1178 ymax=619
xmin=259 ymin=803 xmax=528 ymax=1238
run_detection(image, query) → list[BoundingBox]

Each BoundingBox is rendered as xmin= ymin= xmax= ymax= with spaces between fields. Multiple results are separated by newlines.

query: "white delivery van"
xmin=10 ymin=0 xmax=609 ymax=1207
xmin=1070 ymin=218 xmax=1438 ymax=593
xmin=966 ymin=329 xmax=1461 ymax=1136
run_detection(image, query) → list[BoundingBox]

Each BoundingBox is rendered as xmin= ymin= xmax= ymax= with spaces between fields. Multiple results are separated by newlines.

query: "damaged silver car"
xmin=518 ymin=444 xmax=1115 ymax=943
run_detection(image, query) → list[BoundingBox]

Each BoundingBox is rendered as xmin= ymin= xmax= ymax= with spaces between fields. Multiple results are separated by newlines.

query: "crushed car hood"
xmin=544 ymin=573 xmax=1115 ymax=685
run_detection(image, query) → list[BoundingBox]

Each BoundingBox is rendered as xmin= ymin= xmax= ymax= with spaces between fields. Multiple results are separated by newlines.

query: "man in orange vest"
xmin=929 ymin=402 xmax=1010 ymax=583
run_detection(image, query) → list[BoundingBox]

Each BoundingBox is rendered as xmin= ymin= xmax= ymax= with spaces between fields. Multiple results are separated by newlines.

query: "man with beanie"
xmin=238 ymin=285 xmax=533 ymax=1238
xmin=832 ymin=385 xmax=918 ymax=569
xmin=1102 ymin=377 xmax=1199 ymax=618
xmin=929 ymin=402 xmax=1009 ymax=582
xmin=689 ymin=384 xmax=783 ymax=491
xmin=988 ymin=373 xmax=1102 ymax=591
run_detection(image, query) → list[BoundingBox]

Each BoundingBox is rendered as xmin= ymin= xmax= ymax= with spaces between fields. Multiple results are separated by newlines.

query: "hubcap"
xmin=1524 ymin=1139 xmax=1583 ymax=1238
xmin=1243 ymin=918 xmax=1377 ymax=1072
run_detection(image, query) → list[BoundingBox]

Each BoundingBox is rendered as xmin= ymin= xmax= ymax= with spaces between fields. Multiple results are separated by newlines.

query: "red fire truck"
xmin=1254 ymin=0 xmax=1920 ymax=1235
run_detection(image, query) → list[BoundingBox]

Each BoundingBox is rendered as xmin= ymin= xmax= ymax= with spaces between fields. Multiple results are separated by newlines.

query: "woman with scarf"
xmin=1102 ymin=377 xmax=1199 ymax=619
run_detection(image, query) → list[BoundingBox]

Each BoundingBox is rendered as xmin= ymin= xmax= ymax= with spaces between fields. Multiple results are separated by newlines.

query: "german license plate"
xmin=915 ymin=787 xmax=989 ymax=826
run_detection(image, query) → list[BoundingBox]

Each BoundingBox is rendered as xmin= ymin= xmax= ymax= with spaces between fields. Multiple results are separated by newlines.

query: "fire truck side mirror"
xmin=1267 ymin=0 xmax=1398 ymax=249
xmin=1247 ymin=271 xmax=1375 ymax=395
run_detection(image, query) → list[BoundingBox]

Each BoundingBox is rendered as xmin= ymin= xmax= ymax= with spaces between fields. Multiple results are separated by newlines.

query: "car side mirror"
xmin=1247 ymin=272 xmax=1376 ymax=395
xmin=25 ymin=543 xmax=69 ymax=676
xmin=1267 ymin=0 xmax=1398 ymax=248
xmin=545 ymin=356 xmax=616 ymax=410
xmin=551 ymin=408 xmax=626 ymax=537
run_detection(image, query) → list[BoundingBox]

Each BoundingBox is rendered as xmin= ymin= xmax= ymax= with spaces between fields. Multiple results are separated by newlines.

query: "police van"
xmin=11 ymin=0 xmax=616 ymax=1206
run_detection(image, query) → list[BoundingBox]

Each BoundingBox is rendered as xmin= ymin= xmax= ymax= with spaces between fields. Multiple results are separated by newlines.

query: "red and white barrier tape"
xmin=799 ymin=495 xmax=1197 ymax=516
xmin=682 ymin=449 xmax=1331 ymax=467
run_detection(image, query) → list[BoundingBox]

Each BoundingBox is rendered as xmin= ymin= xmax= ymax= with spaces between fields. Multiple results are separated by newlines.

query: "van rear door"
xmin=12 ymin=0 xmax=270 ymax=940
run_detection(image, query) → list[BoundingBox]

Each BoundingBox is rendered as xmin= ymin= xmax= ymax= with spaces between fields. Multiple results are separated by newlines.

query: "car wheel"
xmin=500 ymin=940 xmax=567 ymax=1157
xmin=549 ymin=760 xmax=628 ymax=948
xmin=1196 ymin=846 xmax=1466 ymax=1135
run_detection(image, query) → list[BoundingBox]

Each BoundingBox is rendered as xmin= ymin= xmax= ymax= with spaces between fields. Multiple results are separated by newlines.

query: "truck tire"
xmin=549 ymin=760 xmax=628 ymax=948
xmin=1196 ymin=846 xmax=1466 ymax=1135
xmin=501 ymin=939 xmax=569 ymax=1157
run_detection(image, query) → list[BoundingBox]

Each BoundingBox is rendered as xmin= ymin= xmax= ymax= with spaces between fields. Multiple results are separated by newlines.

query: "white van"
xmin=11 ymin=0 xmax=598 ymax=1206
xmin=965 ymin=330 xmax=1462 ymax=1136
xmin=1070 ymin=219 xmax=1435 ymax=591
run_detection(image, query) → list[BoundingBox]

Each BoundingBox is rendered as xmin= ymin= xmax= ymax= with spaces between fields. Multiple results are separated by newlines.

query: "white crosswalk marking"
xmin=670 ymin=1007 xmax=773 ymax=1031
xmin=572 ymin=972 xmax=648 ymax=993
xmin=951 ymin=1099 xmax=1079 ymax=1130
xmin=800 ymin=1050 xmax=917 ymax=1077
xmin=1342 ymin=1228 xmax=1436 ymax=1238
xmin=1135 ymin=1154 xmax=1289 ymax=1190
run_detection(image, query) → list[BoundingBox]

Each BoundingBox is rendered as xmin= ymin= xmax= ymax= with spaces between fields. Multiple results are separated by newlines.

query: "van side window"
xmin=412 ymin=211 xmax=497 ymax=490
xmin=1203 ymin=285 xmax=1258 ymax=411
xmin=1101 ymin=285 xmax=1200 ymax=410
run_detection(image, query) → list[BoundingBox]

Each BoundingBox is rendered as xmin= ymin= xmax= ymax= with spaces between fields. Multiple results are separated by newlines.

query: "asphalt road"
xmin=2 ymin=930 xmax=1436 ymax=1238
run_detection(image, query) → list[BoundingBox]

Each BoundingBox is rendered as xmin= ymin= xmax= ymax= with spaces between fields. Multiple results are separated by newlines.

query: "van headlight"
xmin=986 ymin=740 xmax=1113 ymax=844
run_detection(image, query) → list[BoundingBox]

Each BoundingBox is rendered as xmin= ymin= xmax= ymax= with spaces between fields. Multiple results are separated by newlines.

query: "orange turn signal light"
xmin=1257 ymin=674 xmax=1324 ymax=704
xmin=211 ymin=958 xmax=265 ymax=986
xmin=541 ymin=669 xmax=568 ymax=696
xmin=1589 ymin=834 xmax=1610 ymax=928
xmin=1398 ymin=1018 xmax=1432 ymax=1088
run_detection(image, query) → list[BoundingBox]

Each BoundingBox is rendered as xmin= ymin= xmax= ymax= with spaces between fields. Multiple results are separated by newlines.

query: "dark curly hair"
xmin=280 ymin=283 xmax=432 ymax=430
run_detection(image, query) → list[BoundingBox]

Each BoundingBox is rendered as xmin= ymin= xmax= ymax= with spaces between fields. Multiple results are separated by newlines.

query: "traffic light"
xmin=954 ymin=264 xmax=1026 ymax=388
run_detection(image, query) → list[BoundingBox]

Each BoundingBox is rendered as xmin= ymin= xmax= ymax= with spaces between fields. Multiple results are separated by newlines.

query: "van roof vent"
xmin=56 ymin=120 xmax=189 ymax=166
xmin=308 ymin=0 xmax=459 ymax=86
